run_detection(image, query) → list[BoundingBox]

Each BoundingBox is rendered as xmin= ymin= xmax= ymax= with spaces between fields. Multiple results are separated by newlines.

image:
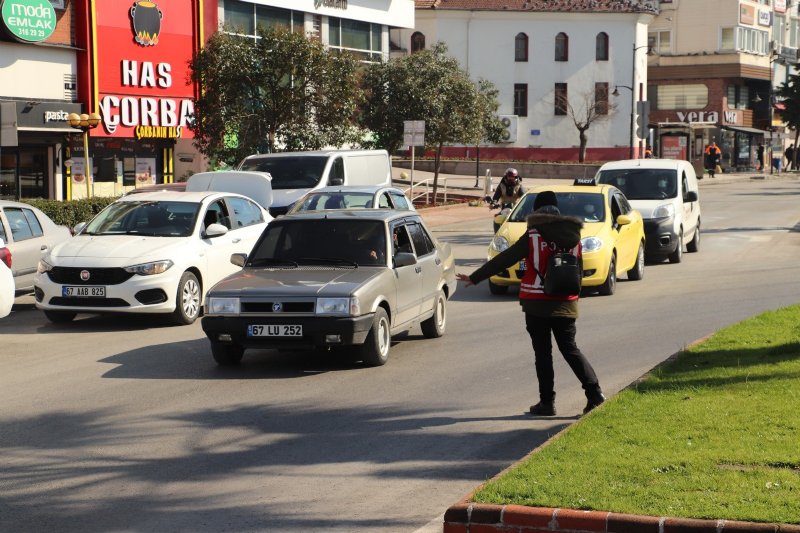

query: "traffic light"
xmin=635 ymin=101 xmax=650 ymax=140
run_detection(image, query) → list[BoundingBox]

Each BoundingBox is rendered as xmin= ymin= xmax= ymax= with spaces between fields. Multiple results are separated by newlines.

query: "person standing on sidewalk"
xmin=704 ymin=141 xmax=721 ymax=178
xmin=456 ymin=191 xmax=606 ymax=416
xmin=785 ymin=144 xmax=794 ymax=171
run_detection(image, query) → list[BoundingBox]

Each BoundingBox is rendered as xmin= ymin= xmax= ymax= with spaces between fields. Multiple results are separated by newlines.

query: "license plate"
xmin=247 ymin=325 xmax=303 ymax=337
xmin=62 ymin=286 xmax=106 ymax=297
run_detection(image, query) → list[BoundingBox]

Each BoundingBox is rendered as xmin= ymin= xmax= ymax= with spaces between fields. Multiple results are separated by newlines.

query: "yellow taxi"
xmin=486 ymin=178 xmax=645 ymax=296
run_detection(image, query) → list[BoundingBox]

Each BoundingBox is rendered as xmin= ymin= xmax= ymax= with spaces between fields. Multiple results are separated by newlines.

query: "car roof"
xmin=598 ymin=159 xmax=683 ymax=171
xmin=279 ymin=209 xmax=414 ymax=223
xmin=306 ymin=185 xmax=402 ymax=194
xmin=242 ymin=149 xmax=385 ymax=160
xmin=115 ymin=191 xmax=242 ymax=203
xmin=0 ymin=199 xmax=43 ymax=208
xmin=526 ymin=183 xmax=615 ymax=196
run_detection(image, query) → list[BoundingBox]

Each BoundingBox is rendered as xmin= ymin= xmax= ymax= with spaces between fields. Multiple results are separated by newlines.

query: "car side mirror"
xmin=73 ymin=222 xmax=87 ymax=235
xmin=616 ymin=214 xmax=632 ymax=226
xmin=204 ymin=223 xmax=228 ymax=238
xmin=684 ymin=190 xmax=698 ymax=202
xmin=494 ymin=213 xmax=508 ymax=226
xmin=230 ymin=253 xmax=247 ymax=267
xmin=394 ymin=252 xmax=417 ymax=268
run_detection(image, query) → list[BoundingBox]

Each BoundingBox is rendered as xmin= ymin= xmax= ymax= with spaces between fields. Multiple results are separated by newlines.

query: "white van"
xmin=185 ymin=170 xmax=273 ymax=210
xmin=236 ymin=150 xmax=392 ymax=216
xmin=595 ymin=159 xmax=701 ymax=263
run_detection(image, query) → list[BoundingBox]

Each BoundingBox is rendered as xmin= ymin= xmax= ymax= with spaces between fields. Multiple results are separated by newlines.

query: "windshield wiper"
xmin=248 ymin=258 xmax=299 ymax=268
xmin=295 ymin=256 xmax=358 ymax=267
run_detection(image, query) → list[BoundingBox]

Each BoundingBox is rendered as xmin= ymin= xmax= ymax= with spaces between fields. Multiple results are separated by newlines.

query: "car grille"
xmin=48 ymin=297 xmax=130 ymax=307
xmin=241 ymin=300 xmax=315 ymax=314
xmin=47 ymin=267 xmax=135 ymax=285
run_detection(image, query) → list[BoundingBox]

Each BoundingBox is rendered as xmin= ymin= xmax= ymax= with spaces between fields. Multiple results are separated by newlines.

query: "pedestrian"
xmin=644 ymin=148 xmax=653 ymax=159
xmin=704 ymin=140 xmax=721 ymax=178
xmin=491 ymin=167 xmax=525 ymax=207
xmin=785 ymin=144 xmax=794 ymax=171
xmin=757 ymin=144 xmax=765 ymax=172
xmin=456 ymin=191 xmax=606 ymax=417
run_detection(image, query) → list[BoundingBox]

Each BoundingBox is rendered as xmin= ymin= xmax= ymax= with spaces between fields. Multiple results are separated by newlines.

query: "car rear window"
xmin=238 ymin=156 xmax=328 ymax=190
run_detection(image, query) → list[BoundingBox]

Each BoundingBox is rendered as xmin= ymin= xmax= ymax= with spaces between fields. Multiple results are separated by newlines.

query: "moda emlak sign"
xmin=1 ymin=0 xmax=56 ymax=43
xmin=92 ymin=0 xmax=197 ymax=140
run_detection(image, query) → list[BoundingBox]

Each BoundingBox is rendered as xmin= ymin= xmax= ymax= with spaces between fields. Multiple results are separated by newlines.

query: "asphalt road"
xmin=1 ymin=178 xmax=798 ymax=532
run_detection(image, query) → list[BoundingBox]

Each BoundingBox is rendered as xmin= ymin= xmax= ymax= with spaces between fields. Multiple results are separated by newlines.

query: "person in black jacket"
xmin=456 ymin=191 xmax=606 ymax=416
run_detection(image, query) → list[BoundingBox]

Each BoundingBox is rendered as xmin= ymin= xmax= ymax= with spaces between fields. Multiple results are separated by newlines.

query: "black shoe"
xmin=583 ymin=394 xmax=606 ymax=415
xmin=529 ymin=402 xmax=556 ymax=416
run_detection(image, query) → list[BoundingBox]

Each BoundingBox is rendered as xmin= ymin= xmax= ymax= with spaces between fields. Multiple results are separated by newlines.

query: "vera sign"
xmin=93 ymin=0 xmax=196 ymax=139
xmin=1 ymin=0 xmax=56 ymax=42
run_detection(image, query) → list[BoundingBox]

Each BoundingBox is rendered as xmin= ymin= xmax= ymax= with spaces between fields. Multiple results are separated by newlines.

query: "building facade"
xmin=405 ymin=0 xmax=657 ymax=162
xmin=646 ymin=0 xmax=798 ymax=173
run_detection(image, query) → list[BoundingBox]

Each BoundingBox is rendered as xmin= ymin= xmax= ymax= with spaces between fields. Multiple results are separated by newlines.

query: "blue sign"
xmin=530 ymin=129 xmax=541 ymax=136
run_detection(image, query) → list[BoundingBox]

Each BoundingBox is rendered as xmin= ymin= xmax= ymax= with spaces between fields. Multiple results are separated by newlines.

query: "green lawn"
xmin=473 ymin=304 xmax=800 ymax=525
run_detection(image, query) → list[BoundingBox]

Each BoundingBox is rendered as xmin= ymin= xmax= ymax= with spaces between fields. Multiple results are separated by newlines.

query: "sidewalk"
xmin=396 ymin=165 xmax=800 ymax=229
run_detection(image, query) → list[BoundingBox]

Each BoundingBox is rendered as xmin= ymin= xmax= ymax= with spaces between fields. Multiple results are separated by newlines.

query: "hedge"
xmin=20 ymin=197 xmax=117 ymax=229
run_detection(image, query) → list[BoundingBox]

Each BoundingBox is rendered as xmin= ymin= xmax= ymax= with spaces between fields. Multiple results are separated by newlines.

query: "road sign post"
xmin=403 ymin=120 xmax=425 ymax=185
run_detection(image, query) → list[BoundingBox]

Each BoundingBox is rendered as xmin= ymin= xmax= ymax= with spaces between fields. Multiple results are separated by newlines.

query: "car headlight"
xmin=37 ymin=258 xmax=53 ymax=274
xmin=206 ymin=297 xmax=240 ymax=316
xmin=123 ymin=260 xmax=174 ymax=276
xmin=581 ymin=236 xmax=603 ymax=252
xmin=490 ymin=235 xmax=509 ymax=252
xmin=651 ymin=203 xmax=675 ymax=219
xmin=316 ymin=297 xmax=359 ymax=316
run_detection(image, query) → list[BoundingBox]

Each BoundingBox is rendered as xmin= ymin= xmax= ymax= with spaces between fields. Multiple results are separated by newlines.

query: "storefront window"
xmin=19 ymin=149 xmax=47 ymax=199
xmin=0 ymin=153 xmax=17 ymax=199
xmin=328 ymin=17 xmax=383 ymax=62
xmin=223 ymin=1 xmax=302 ymax=38
xmin=224 ymin=0 xmax=255 ymax=35
xmin=657 ymin=84 xmax=708 ymax=110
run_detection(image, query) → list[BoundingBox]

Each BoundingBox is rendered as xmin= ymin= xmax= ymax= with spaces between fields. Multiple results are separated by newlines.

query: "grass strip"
xmin=473 ymin=304 xmax=800 ymax=525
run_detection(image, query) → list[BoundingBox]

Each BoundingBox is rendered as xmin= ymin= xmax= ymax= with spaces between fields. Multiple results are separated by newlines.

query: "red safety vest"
xmin=519 ymin=228 xmax=581 ymax=302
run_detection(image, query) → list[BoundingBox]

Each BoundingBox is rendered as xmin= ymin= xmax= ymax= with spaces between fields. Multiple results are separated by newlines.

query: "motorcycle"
xmin=484 ymin=196 xmax=513 ymax=233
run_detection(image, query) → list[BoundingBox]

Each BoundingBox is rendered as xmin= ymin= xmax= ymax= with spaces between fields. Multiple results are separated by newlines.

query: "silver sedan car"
xmin=287 ymin=185 xmax=415 ymax=214
xmin=201 ymin=210 xmax=455 ymax=367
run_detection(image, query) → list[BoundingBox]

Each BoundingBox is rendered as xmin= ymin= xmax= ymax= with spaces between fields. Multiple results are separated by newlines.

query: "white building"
xmin=396 ymin=0 xmax=657 ymax=161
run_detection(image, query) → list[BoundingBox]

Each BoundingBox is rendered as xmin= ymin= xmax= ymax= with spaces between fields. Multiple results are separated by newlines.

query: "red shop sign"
xmin=92 ymin=0 xmax=197 ymax=139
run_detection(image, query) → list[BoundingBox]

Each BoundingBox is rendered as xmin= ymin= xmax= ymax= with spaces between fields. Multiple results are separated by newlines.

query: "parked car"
xmin=287 ymin=185 xmax=415 ymax=214
xmin=201 ymin=209 xmax=456 ymax=367
xmin=0 ymin=238 xmax=13 ymax=318
xmin=237 ymin=149 xmax=392 ymax=217
xmin=595 ymin=158 xmax=701 ymax=263
xmin=123 ymin=182 xmax=188 ymax=195
xmin=487 ymin=179 xmax=646 ymax=296
xmin=33 ymin=191 xmax=272 ymax=325
xmin=0 ymin=200 xmax=72 ymax=294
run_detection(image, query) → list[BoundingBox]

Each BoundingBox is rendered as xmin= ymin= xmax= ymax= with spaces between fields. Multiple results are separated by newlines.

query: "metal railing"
xmin=404 ymin=177 xmax=448 ymax=205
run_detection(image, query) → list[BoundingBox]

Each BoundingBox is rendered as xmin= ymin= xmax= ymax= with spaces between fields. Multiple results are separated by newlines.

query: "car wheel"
xmin=598 ymin=254 xmax=616 ymax=296
xmin=488 ymin=280 xmax=508 ymax=295
xmin=421 ymin=290 xmax=447 ymax=338
xmin=211 ymin=341 xmax=244 ymax=366
xmin=44 ymin=310 xmax=77 ymax=323
xmin=359 ymin=307 xmax=391 ymax=366
xmin=669 ymin=230 xmax=684 ymax=264
xmin=687 ymin=221 xmax=700 ymax=253
xmin=172 ymin=271 xmax=201 ymax=325
xmin=627 ymin=242 xmax=645 ymax=281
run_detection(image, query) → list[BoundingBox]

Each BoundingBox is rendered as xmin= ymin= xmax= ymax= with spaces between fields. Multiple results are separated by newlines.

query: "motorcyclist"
xmin=492 ymin=168 xmax=525 ymax=208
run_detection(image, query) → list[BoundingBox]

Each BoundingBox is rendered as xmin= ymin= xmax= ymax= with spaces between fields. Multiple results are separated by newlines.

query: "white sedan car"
xmin=34 ymin=191 xmax=272 ymax=325
xmin=0 ymin=239 xmax=13 ymax=318
xmin=287 ymin=186 xmax=415 ymax=214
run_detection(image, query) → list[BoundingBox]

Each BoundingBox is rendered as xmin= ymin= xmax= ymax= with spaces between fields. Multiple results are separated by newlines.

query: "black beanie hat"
xmin=533 ymin=190 xmax=558 ymax=211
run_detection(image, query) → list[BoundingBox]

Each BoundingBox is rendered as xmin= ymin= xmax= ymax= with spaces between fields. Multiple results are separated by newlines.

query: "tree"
xmin=361 ymin=43 xmax=502 ymax=203
xmin=555 ymin=87 xmax=617 ymax=162
xmin=189 ymin=27 xmax=362 ymax=165
xmin=776 ymin=72 xmax=800 ymax=169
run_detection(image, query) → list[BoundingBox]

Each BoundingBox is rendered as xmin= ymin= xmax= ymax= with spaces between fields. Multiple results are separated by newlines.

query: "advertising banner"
xmin=661 ymin=136 xmax=687 ymax=161
xmin=93 ymin=0 xmax=197 ymax=140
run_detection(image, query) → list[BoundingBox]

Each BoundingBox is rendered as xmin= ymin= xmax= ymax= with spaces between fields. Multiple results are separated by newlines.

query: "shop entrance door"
xmin=0 ymin=151 xmax=16 ymax=199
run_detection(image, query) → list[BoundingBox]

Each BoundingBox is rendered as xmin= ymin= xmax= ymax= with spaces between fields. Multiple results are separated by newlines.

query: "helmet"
xmin=504 ymin=168 xmax=519 ymax=182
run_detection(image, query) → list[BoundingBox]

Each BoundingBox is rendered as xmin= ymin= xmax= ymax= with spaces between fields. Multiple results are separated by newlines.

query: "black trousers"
xmin=524 ymin=314 xmax=601 ymax=403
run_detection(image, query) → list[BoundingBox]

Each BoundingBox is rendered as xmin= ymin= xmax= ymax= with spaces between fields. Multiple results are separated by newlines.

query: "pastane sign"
xmin=93 ymin=0 xmax=196 ymax=139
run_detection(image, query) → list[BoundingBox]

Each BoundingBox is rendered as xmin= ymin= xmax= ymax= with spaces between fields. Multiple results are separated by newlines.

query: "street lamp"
xmin=613 ymin=44 xmax=652 ymax=159
xmin=67 ymin=112 xmax=102 ymax=198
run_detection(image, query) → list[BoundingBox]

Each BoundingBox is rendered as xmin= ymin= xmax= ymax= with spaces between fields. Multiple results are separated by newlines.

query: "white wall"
xmin=414 ymin=10 xmax=651 ymax=151
xmin=0 ymin=42 xmax=76 ymax=101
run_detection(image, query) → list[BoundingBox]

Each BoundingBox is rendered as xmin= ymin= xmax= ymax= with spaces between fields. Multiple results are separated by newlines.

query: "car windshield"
xmin=237 ymin=156 xmax=328 ymax=190
xmin=509 ymin=192 xmax=606 ymax=223
xmin=596 ymin=169 xmax=678 ymax=200
xmin=290 ymin=192 xmax=375 ymax=212
xmin=249 ymin=219 xmax=387 ymax=267
xmin=82 ymin=201 xmax=200 ymax=237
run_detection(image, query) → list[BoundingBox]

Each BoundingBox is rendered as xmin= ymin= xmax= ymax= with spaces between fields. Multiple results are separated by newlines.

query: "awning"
xmin=722 ymin=125 xmax=767 ymax=135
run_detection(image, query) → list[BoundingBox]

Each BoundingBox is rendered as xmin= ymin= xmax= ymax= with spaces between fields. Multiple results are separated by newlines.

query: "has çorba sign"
xmin=1 ymin=0 xmax=56 ymax=43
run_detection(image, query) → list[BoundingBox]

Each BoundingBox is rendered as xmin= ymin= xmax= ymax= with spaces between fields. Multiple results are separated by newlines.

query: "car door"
xmin=199 ymin=198 xmax=241 ymax=291
xmin=611 ymin=192 xmax=638 ymax=270
xmin=680 ymin=168 xmax=698 ymax=238
xmin=406 ymin=220 xmax=441 ymax=318
xmin=1 ymin=206 xmax=47 ymax=291
xmin=390 ymin=221 xmax=422 ymax=328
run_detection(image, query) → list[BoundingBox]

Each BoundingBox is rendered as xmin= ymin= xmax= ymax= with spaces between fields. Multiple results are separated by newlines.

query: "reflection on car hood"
xmin=48 ymin=235 xmax=188 ymax=264
xmin=272 ymin=189 xmax=311 ymax=209
xmin=499 ymin=220 xmax=604 ymax=243
xmin=210 ymin=268 xmax=383 ymax=296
